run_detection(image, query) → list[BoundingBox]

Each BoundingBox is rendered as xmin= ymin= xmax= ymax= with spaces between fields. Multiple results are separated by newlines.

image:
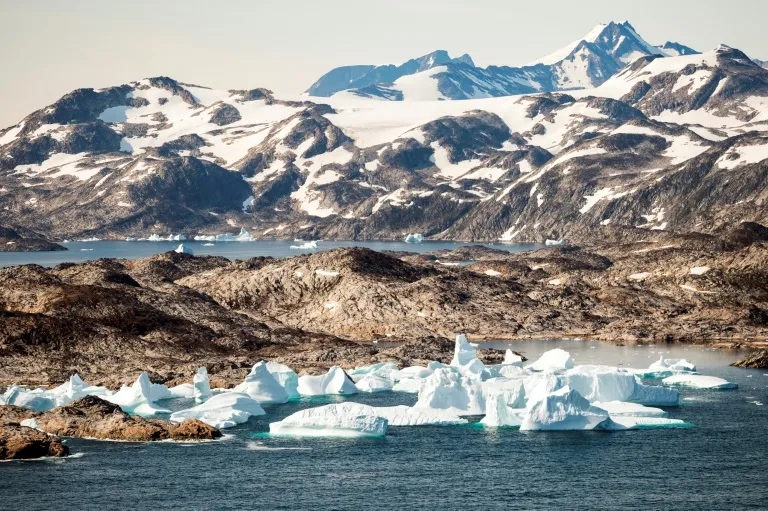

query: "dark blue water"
xmin=0 ymin=240 xmax=541 ymax=268
xmin=1 ymin=340 xmax=766 ymax=510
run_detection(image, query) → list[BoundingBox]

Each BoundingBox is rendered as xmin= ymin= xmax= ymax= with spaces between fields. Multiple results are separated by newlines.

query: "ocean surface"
xmin=0 ymin=240 xmax=542 ymax=268
xmin=1 ymin=339 xmax=766 ymax=510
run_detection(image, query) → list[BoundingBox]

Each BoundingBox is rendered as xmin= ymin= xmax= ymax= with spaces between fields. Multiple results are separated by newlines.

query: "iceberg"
xmin=662 ymin=374 xmax=737 ymax=390
xmin=1 ymin=385 xmax=56 ymax=412
xmin=214 ymin=227 xmax=255 ymax=242
xmin=520 ymin=386 xmax=615 ymax=431
xmin=545 ymin=238 xmax=566 ymax=246
xmin=349 ymin=362 xmax=400 ymax=383
xmin=168 ymin=383 xmax=196 ymax=399
xmin=450 ymin=334 xmax=485 ymax=377
xmin=635 ymin=356 xmax=697 ymax=378
xmin=290 ymin=240 xmax=318 ymax=250
xmin=628 ymin=382 xmax=681 ymax=406
xmin=372 ymin=405 xmax=467 ymax=426
xmin=592 ymin=401 xmax=669 ymax=418
xmin=174 ymin=243 xmax=193 ymax=254
xmin=392 ymin=378 xmax=424 ymax=394
xmin=102 ymin=372 xmax=172 ymax=417
xmin=527 ymin=348 xmax=574 ymax=373
xmin=194 ymin=235 xmax=216 ymax=241
xmin=297 ymin=366 xmax=358 ymax=396
xmin=265 ymin=362 xmax=300 ymax=399
xmin=503 ymin=349 xmax=524 ymax=366
xmin=269 ymin=402 xmax=388 ymax=438
xmin=47 ymin=374 xmax=111 ymax=407
xmin=523 ymin=372 xmax=563 ymax=404
xmin=610 ymin=416 xmax=692 ymax=429
xmin=481 ymin=379 xmax=527 ymax=427
xmin=233 ymin=362 xmax=289 ymax=404
xmin=355 ymin=374 xmax=394 ymax=393
xmin=484 ymin=363 xmax=527 ymax=380
xmin=561 ymin=365 xmax=640 ymax=403
xmin=396 ymin=365 xmax=434 ymax=380
xmin=404 ymin=233 xmax=424 ymax=243
xmin=415 ymin=368 xmax=485 ymax=415
xmin=125 ymin=237 xmax=137 ymax=242
xmin=193 ymin=367 xmax=211 ymax=403
xmin=170 ymin=392 xmax=265 ymax=429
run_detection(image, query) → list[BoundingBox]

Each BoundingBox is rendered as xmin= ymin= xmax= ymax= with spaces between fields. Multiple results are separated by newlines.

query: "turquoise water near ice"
xmin=1 ymin=340 xmax=766 ymax=510
xmin=0 ymin=240 xmax=541 ymax=268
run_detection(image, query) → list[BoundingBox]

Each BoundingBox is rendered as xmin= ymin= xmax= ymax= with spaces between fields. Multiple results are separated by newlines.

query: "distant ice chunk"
xmin=234 ymin=361 xmax=290 ymax=404
xmin=662 ymin=374 xmax=737 ymax=389
xmin=373 ymin=405 xmax=467 ymax=426
xmin=610 ymin=416 xmax=692 ymax=429
xmin=297 ymin=366 xmax=358 ymax=396
xmin=415 ymin=367 xmax=485 ymax=415
xmin=355 ymin=374 xmax=394 ymax=393
xmin=290 ymin=240 xmax=318 ymax=250
xmin=635 ymin=355 xmax=697 ymax=378
xmin=1 ymin=385 xmax=56 ymax=412
xmin=404 ymin=233 xmax=424 ymax=243
xmin=174 ymin=243 xmax=193 ymax=255
xmin=103 ymin=372 xmax=172 ymax=417
xmin=266 ymin=361 xmax=300 ymax=399
xmin=170 ymin=392 xmax=265 ymax=429
xmin=503 ymin=349 xmax=524 ymax=366
xmin=193 ymin=367 xmax=211 ymax=403
xmin=214 ymin=228 xmax=255 ymax=242
xmin=592 ymin=401 xmax=669 ymax=417
xmin=269 ymin=402 xmax=388 ymax=438
xmin=527 ymin=348 xmax=574 ymax=373
xmin=349 ymin=362 xmax=400 ymax=383
xmin=545 ymin=238 xmax=566 ymax=246
xmin=48 ymin=374 xmax=110 ymax=407
xmin=520 ymin=386 xmax=615 ymax=431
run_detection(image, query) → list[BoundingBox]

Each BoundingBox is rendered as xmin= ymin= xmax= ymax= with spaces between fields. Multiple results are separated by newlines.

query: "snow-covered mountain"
xmin=1 ymin=43 xmax=767 ymax=242
xmin=307 ymin=22 xmax=699 ymax=101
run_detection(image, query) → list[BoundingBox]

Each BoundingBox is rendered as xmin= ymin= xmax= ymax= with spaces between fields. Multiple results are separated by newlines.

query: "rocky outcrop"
xmin=731 ymin=350 xmax=768 ymax=369
xmin=0 ymin=225 xmax=66 ymax=252
xmin=0 ymin=425 xmax=69 ymax=460
xmin=0 ymin=396 xmax=221 ymax=442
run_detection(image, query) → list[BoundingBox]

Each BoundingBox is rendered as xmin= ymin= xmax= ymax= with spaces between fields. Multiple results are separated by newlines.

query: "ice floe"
xmin=372 ymin=405 xmax=467 ymax=426
xmin=269 ymin=402 xmax=388 ymax=438
xmin=634 ymin=355 xmax=697 ymax=378
xmin=592 ymin=401 xmax=668 ymax=417
xmin=662 ymin=374 xmax=737 ymax=389
xmin=170 ymin=392 xmax=265 ymax=429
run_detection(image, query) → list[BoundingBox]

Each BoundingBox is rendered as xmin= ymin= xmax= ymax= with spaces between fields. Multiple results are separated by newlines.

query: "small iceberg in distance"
xmin=269 ymin=402 xmax=388 ymax=438
xmin=174 ymin=243 xmax=193 ymax=255
xmin=170 ymin=392 xmax=265 ymax=429
xmin=662 ymin=374 xmax=738 ymax=389
xmin=405 ymin=233 xmax=424 ymax=243
xmin=290 ymin=240 xmax=318 ymax=250
xmin=545 ymin=237 xmax=566 ymax=246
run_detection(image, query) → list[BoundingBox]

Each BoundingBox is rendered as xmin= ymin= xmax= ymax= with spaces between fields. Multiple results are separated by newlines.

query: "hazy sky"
xmin=1 ymin=0 xmax=766 ymax=127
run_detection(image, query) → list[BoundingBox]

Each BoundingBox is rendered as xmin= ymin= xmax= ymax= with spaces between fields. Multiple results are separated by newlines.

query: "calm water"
xmin=1 ymin=340 xmax=766 ymax=510
xmin=0 ymin=240 xmax=542 ymax=268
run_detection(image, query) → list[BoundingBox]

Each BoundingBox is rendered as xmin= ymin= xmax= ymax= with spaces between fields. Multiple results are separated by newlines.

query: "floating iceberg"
xmin=202 ymin=242 xmax=215 ymax=246
xmin=194 ymin=235 xmax=216 ymax=241
xmin=102 ymin=372 xmax=171 ymax=417
xmin=562 ymin=365 xmax=640 ymax=403
xmin=297 ymin=366 xmax=358 ymax=396
xmin=523 ymin=372 xmax=563 ymax=404
xmin=174 ymin=243 xmax=193 ymax=255
xmin=170 ymin=392 xmax=265 ymax=429
xmin=144 ymin=233 xmax=186 ymax=242
xmin=634 ymin=356 xmax=697 ymax=378
xmin=481 ymin=379 xmax=527 ymax=427
xmin=662 ymin=374 xmax=737 ymax=390
xmin=450 ymin=334 xmax=485 ymax=377
xmin=415 ymin=368 xmax=485 ymax=415
xmin=265 ymin=362 xmax=300 ymax=399
xmin=396 ymin=365 xmax=434 ymax=380
xmin=193 ymin=367 xmax=211 ymax=403
xmin=48 ymin=374 xmax=110 ymax=406
xmin=290 ymin=240 xmax=318 ymax=250
xmin=214 ymin=227 xmax=255 ymax=242
xmin=0 ymin=385 xmax=56 ymax=412
xmin=391 ymin=378 xmax=424 ymax=393
xmin=527 ymin=348 xmax=574 ymax=373
xmin=234 ymin=362 xmax=290 ymax=404
xmin=372 ymin=405 xmax=467 ymax=426
xmin=355 ymin=374 xmax=394 ymax=393
xmin=269 ymin=402 xmax=388 ymax=438
xmin=349 ymin=362 xmax=400 ymax=383
xmin=545 ymin=238 xmax=566 ymax=246
xmin=520 ymin=386 xmax=615 ymax=431
xmin=610 ymin=416 xmax=692 ymax=429
xmin=592 ymin=401 xmax=669 ymax=418
xmin=125 ymin=237 xmax=137 ymax=242
xmin=503 ymin=350 xmax=524 ymax=366
xmin=168 ymin=383 xmax=195 ymax=399
xmin=404 ymin=233 xmax=424 ymax=243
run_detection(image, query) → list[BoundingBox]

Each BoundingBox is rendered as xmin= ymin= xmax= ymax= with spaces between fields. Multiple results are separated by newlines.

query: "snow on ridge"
xmin=529 ymin=23 xmax=608 ymax=66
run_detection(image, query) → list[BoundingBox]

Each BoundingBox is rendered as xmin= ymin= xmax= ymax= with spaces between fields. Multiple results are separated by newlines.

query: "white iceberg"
xmin=174 ymin=243 xmax=193 ymax=255
xmin=662 ymin=374 xmax=737 ymax=390
xmin=395 ymin=365 xmax=434 ymax=380
xmin=481 ymin=379 xmax=527 ymax=427
xmin=503 ymin=349 xmax=524 ymax=366
xmin=265 ymin=362 xmax=300 ymax=399
xmin=168 ymin=383 xmax=196 ymax=399
xmin=1 ymin=385 xmax=56 ymax=412
xmin=635 ymin=356 xmax=697 ymax=378
xmin=592 ymin=401 xmax=669 ymax=418
xmin=234 ymin=362 xmax=289 ymax=404
xmin=290 ymin=240 xmax=318 ymax=250
xmin=102 ymin=372 xmax=171 ymax=417
xmin=404 ymin=233 xmax=424 ymax=243
xmin=297 ymin=366 xmax=358 ymax=396
xmin=355 ymin=374 xmax=394 ymax=393
xmin=545 ymin=238 xmax=566 ymax=246
xmin=372 ymin=405 xmax=467 ymax=426
xmin=520 ymin=386 xmax=616 ymax=431
xmin=527 ymin=348 xmax=574 ymax=373
xmin=450 ymin=334 xmax=485 ymax=377
xmin=125 ymin=237 xmax=137 ymax=242
xmin=269 ymin=402 xmax=388 ymax=438
xmin=523 ymin=372 xmax=563 ymax=404
xmin=562 ymin=365 xmax=640 ymax=403
xmin=610 ymin=416 xmax=692 ymax=429
xmin=349 ymin=362 xmax=400 ymax=383
xmin=215 ymin=227 xmax=255 ymax=242
xmin=47 ymin=374 xmax=111 ymax=407
xmin=170 ymin=392 xmax=265 ymax=429
xmin=415 ymin=367 xmax=485 ymax=415
xmin=391 ymin=378 xmax=424 ymax=394
xmin=193 ymin=367 xmax=211 ymax=403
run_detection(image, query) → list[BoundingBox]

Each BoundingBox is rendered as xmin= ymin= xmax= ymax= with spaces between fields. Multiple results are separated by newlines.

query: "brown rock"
xmin=731 ymin=350 xmax=768 ymax=369
xmin=169 ymin=419 xmax=222 ymax=441
xmin=0 ymin=425 xmax=69 ymax=460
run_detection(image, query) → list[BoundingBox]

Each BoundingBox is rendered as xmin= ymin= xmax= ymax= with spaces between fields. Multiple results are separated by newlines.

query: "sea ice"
xmin=170 ymin=392 xmax=265 ymax=429
xmin=269 ymin=402 xmax=388 ymax=438
xmin=415 ymin=367 xmax=485 ymax=415
xmin=520 ymin=386 xmax=615 ymax=431
xmin=234 ymin=362 xmax=290 ymax=404
xmin=662 ymin=374 xmax=738 ymax=389
xmin=527 ymin=348 xmax=574 ymax=373
xmin=193 ymin=367 xmax=211 ymax=403
xmin=610 ymin=416 xmax=692 ymax=429
xmin=297 ymin=366 xmax=358 ymax=396
xmin=265 ymin=361 xmax=300 ymax=399
xmin=372 ymin=405 xmax=468 ymax=426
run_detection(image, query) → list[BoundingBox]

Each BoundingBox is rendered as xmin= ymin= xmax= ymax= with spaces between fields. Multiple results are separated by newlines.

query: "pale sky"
xmin=1 ymin=0 xmax=766 ymax=127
